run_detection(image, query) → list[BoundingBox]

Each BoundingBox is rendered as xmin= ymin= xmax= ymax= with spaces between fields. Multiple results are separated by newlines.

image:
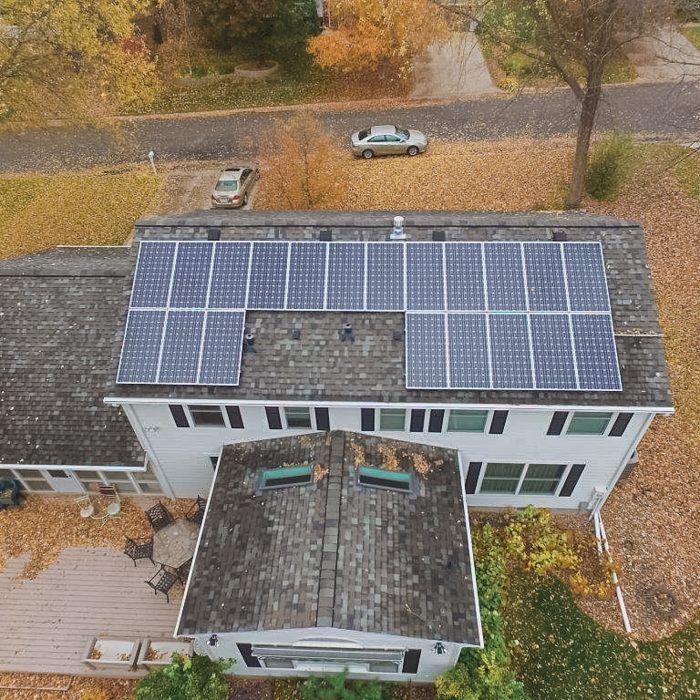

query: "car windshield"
xmin=358 ymin=129 xmax=370 ymax=140
xmin=216 ymin=180 xmax=238 ymax=192
xmin=395 ymin=127 xmax=410 ymax=139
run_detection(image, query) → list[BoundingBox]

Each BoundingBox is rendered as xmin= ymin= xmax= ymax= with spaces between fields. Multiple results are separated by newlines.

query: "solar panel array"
xmin=117 ymin=240 xmax=621 ymax=391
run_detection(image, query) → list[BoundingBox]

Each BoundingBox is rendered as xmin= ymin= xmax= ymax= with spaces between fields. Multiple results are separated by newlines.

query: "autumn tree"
xmin=308 ymin=0 xmax=449 ymax=79
xmin=445 ymin=0 xmax=674 ymax=208
xmin=258 ymin=112 xmax=344 ymax=208
xmin=0 ymin=0 xmax=159 ymax=127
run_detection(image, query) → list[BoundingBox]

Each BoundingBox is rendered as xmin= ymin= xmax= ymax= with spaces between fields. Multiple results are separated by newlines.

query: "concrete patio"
xmin=0 ymin=546 xmax=182 ymax=675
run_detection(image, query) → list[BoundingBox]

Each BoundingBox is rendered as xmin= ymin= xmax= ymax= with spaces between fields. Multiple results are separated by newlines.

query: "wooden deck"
xmin=0 ymin=547 xmax=182 ymax=675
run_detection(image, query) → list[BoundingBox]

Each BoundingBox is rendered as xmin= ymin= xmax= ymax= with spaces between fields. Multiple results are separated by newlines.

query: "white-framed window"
xmin=251 ymin=645 xmax=403 ymax=674
xmin=447 ymin=409 xmax=489 ymax=432
xmin=478 ymin=462 xmax=568 ymax=495
xmin=284 ymin=406 xmax=313 ymax=429
xmin=566 ymin=411 xmax=614 ymax=435
xmin=187 ymin=405 xmax=226 ymax=427
xmin=379 ymin=408 xmax=406 ymax=431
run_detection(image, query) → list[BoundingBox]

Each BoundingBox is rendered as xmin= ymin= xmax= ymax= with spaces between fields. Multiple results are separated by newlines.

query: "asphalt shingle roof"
xmin=107 ymin=211 xmax=672 ymax=409
xmin=0 ymin=247 xmax=144 ymax=467
xmin=177 ymin=431 xmax=481 ymax=644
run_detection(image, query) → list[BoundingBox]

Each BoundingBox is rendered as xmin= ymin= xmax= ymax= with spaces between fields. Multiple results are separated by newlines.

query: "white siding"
xmin=189 ymin=626 xmax=464 ymax=682
xmin=122 ymin=401 xmax=656 ymax=508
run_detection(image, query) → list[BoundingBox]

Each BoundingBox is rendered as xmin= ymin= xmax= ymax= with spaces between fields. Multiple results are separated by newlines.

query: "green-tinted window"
xmin=261 ymin=465 xmax=313 ymax=489
xmin=480 ymin=463 xmax=524 ymax=494
xmin=285 ymin=407 xmax=312 ymax=429
xmin=379 ymin=409 xmax=406 ymax=431
xmin=359 ymin=466 xmax=412 ymax=492
xmin=566 ymin=412 xmax=613 ymax=435
xmin=447 ymin=410 xmax=488 ymax=432
xmin=519 ymin=464 xmax=566 ymax=494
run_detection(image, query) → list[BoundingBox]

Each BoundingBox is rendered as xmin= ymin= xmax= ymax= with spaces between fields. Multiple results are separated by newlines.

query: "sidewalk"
xmin=626 ymin=26 xmax=700 ymax=82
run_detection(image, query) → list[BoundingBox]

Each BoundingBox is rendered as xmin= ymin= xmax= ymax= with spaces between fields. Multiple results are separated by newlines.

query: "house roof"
xmin=0 ymin=247 xmax=145 ymax=467
xmin=177 ymin=431 xmax=481 ymax=644
xmin=107 ymin=211 xmax=672 ymax=409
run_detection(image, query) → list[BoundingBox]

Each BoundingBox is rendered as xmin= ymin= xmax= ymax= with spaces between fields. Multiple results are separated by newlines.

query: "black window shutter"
xmin=236 ymin=643 xmax=261 ymax=668
xmin=265 ymin=406 xmax=282 ymax=430
xmin=428 ymin=409 xmax=444 ymax=433
xmin=547 ymin=411 xmax=569 ymax=436
xmin=559 ymin=464 xmax=585 ymax=497
xmin=315 ymin=407 xmax=330 ymax=431
xmin=464 ymin=462 xmax=483 ymax=494
xmin=609 ymin=413 xmax=633 ymax=437
xmin=409 ymin=409 xmax=425 ymax=432
xmin=361 ymin=408 xmax=375 ymax=431
xmin=489 ymin=410 xmax=508 ymax=434
xmin=169 ymin=405 xmax=189 ymax=428
xmin=225 ymin=406 xmax=244 ymax=428
xmin=402 ymin=649 xmax=421 ymax=674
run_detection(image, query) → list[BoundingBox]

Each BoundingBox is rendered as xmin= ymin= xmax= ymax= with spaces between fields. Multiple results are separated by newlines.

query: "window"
xmin=479 ymin=463 xmax=567 ymax=495
xmin=188 ymin=405 xmax=225 ymax=427
xmin=285 ymin=407 xmax=312 ymax=429
xmin=379 ymin=409 xmax=406 ymax=431
xmin=447 ymin=410 xmax=488 ymax=432
xmin=566 ymin=412 xmax=613 ymax=435
xmin=358 ymin=467 xmax=412 ymax=492
xmin=251 ymin=645 xmax=403 ymax=674
xmin=260 ymin=466 xmax=313 ymax=489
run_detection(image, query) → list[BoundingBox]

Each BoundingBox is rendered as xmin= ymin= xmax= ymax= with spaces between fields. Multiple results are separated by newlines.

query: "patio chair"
xmin=75 ymin=494 xmax=95 ymax=518
xmin=176 ymin=557 xmax=193 ymax=584
xmin=91 ymin=484 xmax=121 ymax=523
xmin=185 ymin=496 xmax=207 ymax=525
xmin=145 ymin=565 xmax=179 ymax=603
xmin=145 ymin=501 xmax=174 ymax=532
xmin=124 ymin=536 xmax=154 ymax=566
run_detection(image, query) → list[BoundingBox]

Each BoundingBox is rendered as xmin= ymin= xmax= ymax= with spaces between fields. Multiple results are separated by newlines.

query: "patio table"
xmin=152 ymin=519 xmax=199 ymax=569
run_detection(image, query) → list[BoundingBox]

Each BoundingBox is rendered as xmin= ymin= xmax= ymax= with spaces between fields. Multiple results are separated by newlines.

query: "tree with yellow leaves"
xmin=307 ymin=0 xmax=448 ymax=79
xmin=258 ymin=112 xmax=345 ymax=209
xmin=0 ymin=0 xmax=160 ymax=128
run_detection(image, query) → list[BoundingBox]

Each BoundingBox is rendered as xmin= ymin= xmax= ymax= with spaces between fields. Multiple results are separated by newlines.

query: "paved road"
xmin=1 ymin=81 xmax=699 ymax=172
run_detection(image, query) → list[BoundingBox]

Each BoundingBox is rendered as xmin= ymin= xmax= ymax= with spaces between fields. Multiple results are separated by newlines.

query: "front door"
xmin=45 ymin=469 xmax=82 ymax=493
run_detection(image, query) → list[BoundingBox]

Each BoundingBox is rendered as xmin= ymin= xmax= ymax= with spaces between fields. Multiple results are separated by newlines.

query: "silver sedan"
xmin=350 ymin=125 xmax=428 ymax=159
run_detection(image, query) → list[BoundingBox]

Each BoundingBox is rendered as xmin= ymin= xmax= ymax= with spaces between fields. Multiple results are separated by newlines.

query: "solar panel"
xmin=326 ymin=243 xmax=365 ymax=310
xmin=523 ymin=243 xmax=567 ymax=311
xmin=447 ymin=314 xmax=490 ymax=388
xmin=445 ymin=243 xmax=485 ymax=310
xmin=169 ymin=242 xmax=213 ymax=309
xmin=157 ymin=311 xmax=205 ymax=384
xmin=117 ymin=310 xmax=166 ymax=383
xmin=571 ymin=314 xmax=621 ymax=390
xmin=489 ymin=314 xmax=533 ymax=388
xmin=484 ymin=243 xmax=526 ymax=311
xmin=286 ymin=242 xmax=326 ymax=310
xmin=208 ymin=242 xmax=251 ymax=309
xmin=247 ymin=241 xmax=288 ymax=309
xmin=530 ymin=314 xmax=577 ymax=389
xmin=564 ymin=243 xmax=610 ymax=311
xmin=405 ymin=313 xmax=448 ymax=388
xmin=130 ymin=242 xmax=175 ymax=307
xmin=198 ymin=311 xmax=246 ymax=385
xmin=407 ymin=242 xmax=444 ymax=310
xmin=366 ymin=243 xmax=404 ymax=311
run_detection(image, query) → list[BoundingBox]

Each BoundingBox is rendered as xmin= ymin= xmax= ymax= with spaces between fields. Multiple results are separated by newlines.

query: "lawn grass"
xmin=681 ymin=25 xmax=700 ymax=51
xmin=505 ymin=574 xmax=700 ymax=700
xmin=0 ymin=166 xmax=161 ymax=259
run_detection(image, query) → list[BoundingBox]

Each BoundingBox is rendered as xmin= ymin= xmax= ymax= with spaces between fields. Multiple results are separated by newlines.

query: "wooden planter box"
xmin=83 ymin=637 xmax=141 ymax=671
xmin=137 ymin=638 xmax=194 ymax=670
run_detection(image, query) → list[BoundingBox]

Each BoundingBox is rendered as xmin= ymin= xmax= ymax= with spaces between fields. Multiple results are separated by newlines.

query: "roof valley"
xmin=316 ymin=432 xmax=344 ymax=628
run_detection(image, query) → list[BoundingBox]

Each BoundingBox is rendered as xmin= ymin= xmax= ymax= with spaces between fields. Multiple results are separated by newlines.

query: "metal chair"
xmin=145 ymin=502 xmax=174 ymax=532
xmin=177 ymin=558 xmax=193 ymax=584
xmin=145 ymin=565 xmax=179 ymax=603
xmin=185 ymin=496 xmax=207 ymax=525
xmin=124 ymin=536 xmax=154 ymax=566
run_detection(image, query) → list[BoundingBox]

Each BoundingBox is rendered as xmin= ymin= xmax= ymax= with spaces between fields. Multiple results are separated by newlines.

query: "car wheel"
xmin=243 ymin=193 xmax=249 ymax=206
xmin=362 ymin=149 xmax=374 ymax=159
xmin=407 ymin=146 xmax=419 ymax=156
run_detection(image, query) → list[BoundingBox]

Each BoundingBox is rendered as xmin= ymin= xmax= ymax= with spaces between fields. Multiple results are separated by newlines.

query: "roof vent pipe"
xmin=390 ymin=215 xmax=406 ymax=240
xmin=340 ymin=322 xmax=355 ymax=342
xmin=244 ymin=332 xmax=256 ymax=353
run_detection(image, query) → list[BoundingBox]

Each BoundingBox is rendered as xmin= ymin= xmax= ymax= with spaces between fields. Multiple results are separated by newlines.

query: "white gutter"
xmin=457 ymin=452 xmax=484 ymax=649
xmin=104 ymin=396 xmax=674 ymax=414
xmin=593 ymin=510 xmax=632 ymax=634
xmin=0 ymin=462 xmax=145 ymax=471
